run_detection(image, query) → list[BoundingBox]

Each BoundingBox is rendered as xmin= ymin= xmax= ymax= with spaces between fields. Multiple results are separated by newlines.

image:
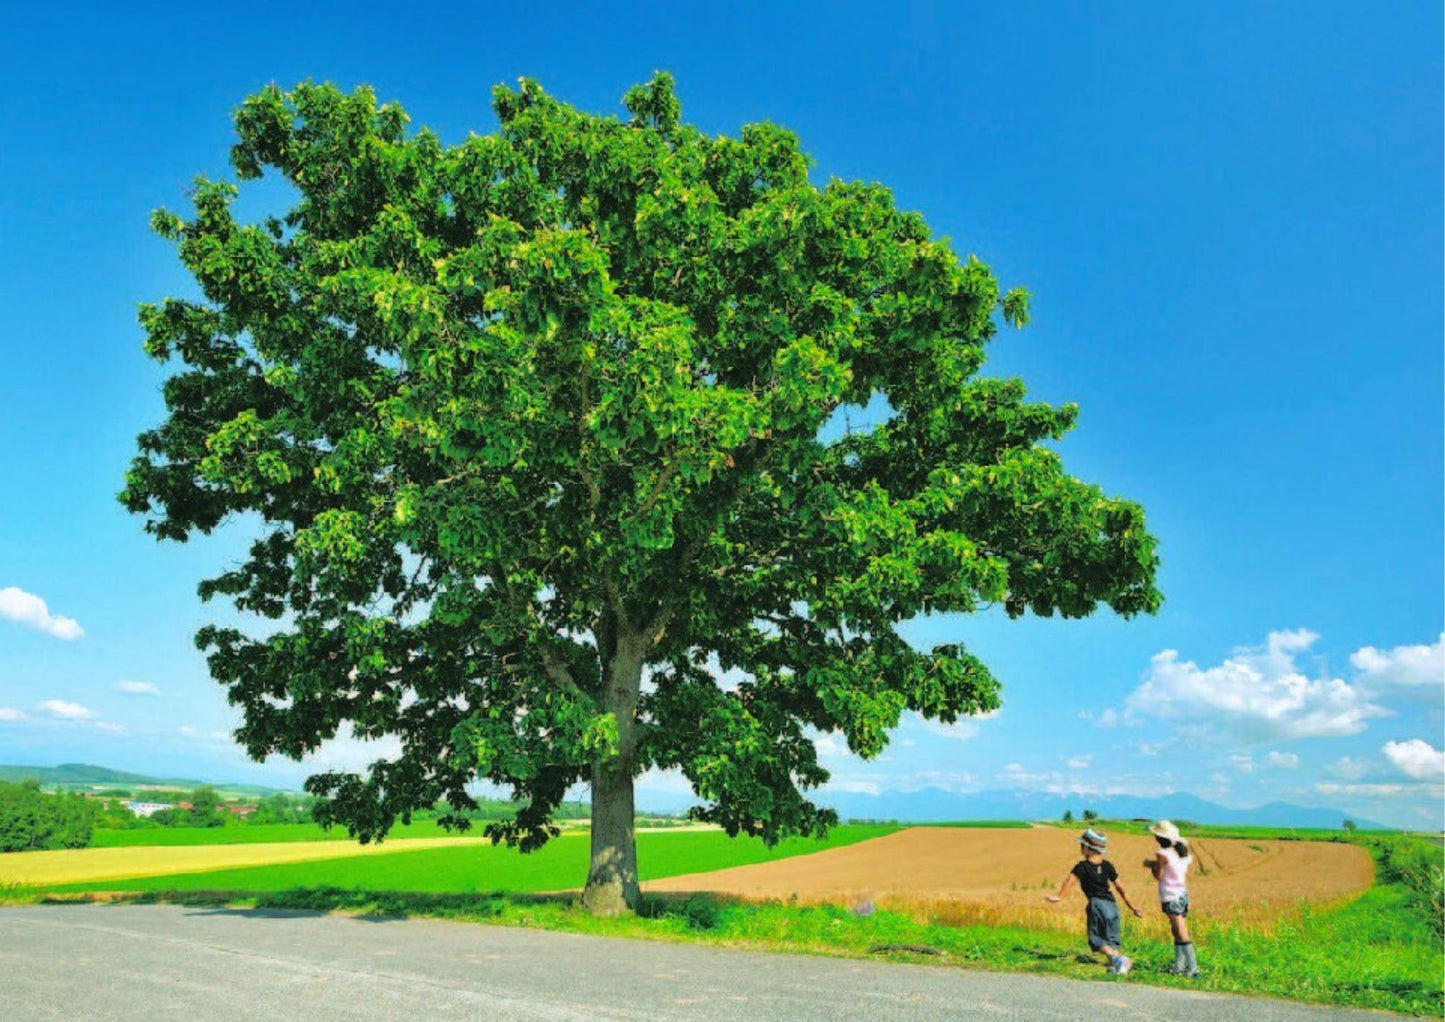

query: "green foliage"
xmin=1081 ymin=809 xmax=1097 ymax=821
xmin=122 ymin=74 xmax=1160 ymax=857
xmin=1061 ymin=809 xmax=1073 ymax=823
xmin=1360 ymin=835 xmax=1444 ymax=940
xmin=0 ymin=780 xmax=96 ymax=852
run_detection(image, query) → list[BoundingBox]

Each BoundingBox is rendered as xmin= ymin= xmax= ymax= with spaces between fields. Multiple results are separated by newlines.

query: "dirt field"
xmin=0 ymin=836 xmax=496 ymax=887
xmin=643 ymin=827 xmax=1375 ymax=931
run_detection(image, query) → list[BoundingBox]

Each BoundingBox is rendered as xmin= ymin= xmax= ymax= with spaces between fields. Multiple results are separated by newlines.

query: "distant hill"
xmin=634 ymin=783 xmax=1387 ymax=830
xmin=0 ymin=763 xmax=293 ymax=796
xmin=807 ymin=786 xmax=1389 ymax=831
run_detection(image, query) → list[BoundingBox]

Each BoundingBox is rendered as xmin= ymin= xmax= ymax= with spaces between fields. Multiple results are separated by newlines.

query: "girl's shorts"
xmin=1161 ymin=894 xmax=1190 ymax=917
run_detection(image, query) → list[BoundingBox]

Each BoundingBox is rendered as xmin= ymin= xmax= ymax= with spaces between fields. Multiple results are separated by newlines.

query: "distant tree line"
xmin=0 ymin=780 xmax=96 ymax=852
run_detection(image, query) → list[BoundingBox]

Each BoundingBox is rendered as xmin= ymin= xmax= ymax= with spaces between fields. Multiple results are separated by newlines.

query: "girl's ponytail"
xmin=1174 ymin=840 xmax=1190 ymax=859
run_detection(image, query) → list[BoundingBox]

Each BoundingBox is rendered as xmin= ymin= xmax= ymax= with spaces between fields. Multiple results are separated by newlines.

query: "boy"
xmin=1045 ymin=828 xmax=1145 ymax=974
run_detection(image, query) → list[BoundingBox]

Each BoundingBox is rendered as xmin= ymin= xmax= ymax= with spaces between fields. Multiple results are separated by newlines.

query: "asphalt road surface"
xmin=0 ymin=904 xmax=1399 ymax=1021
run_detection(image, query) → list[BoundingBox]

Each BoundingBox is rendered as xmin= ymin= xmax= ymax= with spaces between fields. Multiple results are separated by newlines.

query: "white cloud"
xmin=1067 ymin=755 xmax=1092 ymax=769
xmin=0 ymin=708 xmax=25 ymax=721
xmin=1230 ymin=754 xmax=1255 ymax=773
xmin=913 ymin=711 xmax=994 ymax=745
xmin=1382 ymin=739 xmax=1445 ymax=781
xmin=113 ymin=681 xmax=159 ymax=695
xmin=295 ymin=725 xmax=402 ymax=773
xmin=0 ymin=587 xmax=83 ymax=640
xmin=827 ymin=778 xmax=882 ymax=795
xmin=1265 ymin=751 xmax=1299 ymax=769
xmin=37 ymin=699 xmax=92 ymax=720
xmin=636 ymin=767 xmax=697 ymax=797
xmin=178 ymin=726 xmax=198 ymax=737
xmin=1094 ymin=709 xmax=1120 ymax=729
xmin=1351 ymin=635 xmax=1444 ymax=696
xmin=1325 ymin=756 xmax=1371 ymax=781
xmin=1209 ymin=772 xmax=1229 ymax=785
xmin=93 ymin=722 xmax=127 ymax=736
xmin=1123 ymin=630 xmax=1389 ymax=740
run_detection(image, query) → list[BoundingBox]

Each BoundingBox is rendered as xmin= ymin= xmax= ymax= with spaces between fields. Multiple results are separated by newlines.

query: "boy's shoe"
xmin=1114 ymin=956 xmax=1133 ymax=976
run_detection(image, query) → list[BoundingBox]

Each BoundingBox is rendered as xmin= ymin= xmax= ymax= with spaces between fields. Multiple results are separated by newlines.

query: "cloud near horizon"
xmin=1119 ymin=629 xmax=1410 ymax=742
xmin=0 ymin=586 xmax=83 ymax=640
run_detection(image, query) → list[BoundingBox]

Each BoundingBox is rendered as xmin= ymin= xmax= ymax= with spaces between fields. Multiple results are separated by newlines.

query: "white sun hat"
xmin=1149 ymin=819 xmax=1182 ymax=842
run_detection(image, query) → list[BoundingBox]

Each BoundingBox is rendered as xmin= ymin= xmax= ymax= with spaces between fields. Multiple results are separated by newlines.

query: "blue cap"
xmin=1080 ymin=828 xmax=1108 ymax=852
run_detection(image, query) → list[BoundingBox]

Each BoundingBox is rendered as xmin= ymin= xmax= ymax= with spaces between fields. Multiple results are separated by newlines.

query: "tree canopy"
xmin=123 ymin=74 xmax=1160 ymax=911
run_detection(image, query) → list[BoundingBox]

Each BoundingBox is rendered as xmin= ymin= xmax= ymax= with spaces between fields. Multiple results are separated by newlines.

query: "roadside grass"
xmin=50 ymin=871 xmax=1439 ymax=1016
xmin=49 ymin=825 xmax=900 ymax=894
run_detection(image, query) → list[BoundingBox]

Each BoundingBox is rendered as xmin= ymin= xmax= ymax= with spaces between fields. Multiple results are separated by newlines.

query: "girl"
xmin=1145 ymin=820 xmax=1199 ymax=977
xmin=1045 ymin=828 xmax=1145 ymax=975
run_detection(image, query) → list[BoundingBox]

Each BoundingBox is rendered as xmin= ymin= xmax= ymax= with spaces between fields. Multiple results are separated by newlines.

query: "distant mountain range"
xmin=804 ymin=786 xmax=1388 ymax=830
xmin=0 ymin=763 xmax=292 ymax=797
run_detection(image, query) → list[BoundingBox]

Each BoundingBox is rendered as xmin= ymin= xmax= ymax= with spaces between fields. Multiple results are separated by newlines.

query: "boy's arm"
xmin=1113 ymin=878 xmax=1144 ymax=917
xmin=1044 ymin=871 xmax=1077 ymax=903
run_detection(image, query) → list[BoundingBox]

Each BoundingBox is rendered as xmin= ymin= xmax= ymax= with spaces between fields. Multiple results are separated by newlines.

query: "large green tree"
xmin=123 ymin=75 xmax=1160 ymax=913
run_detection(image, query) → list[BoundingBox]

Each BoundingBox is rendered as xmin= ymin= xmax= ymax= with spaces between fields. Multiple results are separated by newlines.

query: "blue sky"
xmin=1 ymin=3 xmax=1440 ymax=827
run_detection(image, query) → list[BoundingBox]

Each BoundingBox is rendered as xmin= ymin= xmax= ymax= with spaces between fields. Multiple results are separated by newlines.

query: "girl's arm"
xmin=1044 ymin=872 xmax=1077 ymax=903
xmin=1113 ymin=878 xmax=1144 ymax=917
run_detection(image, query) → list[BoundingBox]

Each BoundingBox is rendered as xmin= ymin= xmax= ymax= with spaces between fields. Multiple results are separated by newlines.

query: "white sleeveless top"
xmin=1157 ymin=846 xmax=1190 ymax=900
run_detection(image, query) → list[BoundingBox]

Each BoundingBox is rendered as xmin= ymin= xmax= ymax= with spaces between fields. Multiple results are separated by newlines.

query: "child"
xmin=1145 ymin=819 xmax=1199 ymax=977
xmin=1045 ymin=828 xmax=1145 ymax=975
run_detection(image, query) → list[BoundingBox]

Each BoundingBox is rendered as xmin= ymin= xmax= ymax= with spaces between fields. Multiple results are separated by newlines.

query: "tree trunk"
xmin=581 ymin=630 xmax=644 ymax=915
xmin=581 ymin=757 xmax=639 ymax=915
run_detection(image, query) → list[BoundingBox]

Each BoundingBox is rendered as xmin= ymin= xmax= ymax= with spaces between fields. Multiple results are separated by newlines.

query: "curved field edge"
xmin=33 ymin=825 xmax=901 ymax=893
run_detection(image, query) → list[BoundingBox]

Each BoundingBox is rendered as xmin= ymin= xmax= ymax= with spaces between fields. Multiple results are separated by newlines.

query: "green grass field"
xmin=58 ymin=825 xmax=899 ymax=894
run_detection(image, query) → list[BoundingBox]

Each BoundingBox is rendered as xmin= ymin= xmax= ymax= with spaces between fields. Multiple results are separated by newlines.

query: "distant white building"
xmin=123 ymin=801 xmax=174 ymax=818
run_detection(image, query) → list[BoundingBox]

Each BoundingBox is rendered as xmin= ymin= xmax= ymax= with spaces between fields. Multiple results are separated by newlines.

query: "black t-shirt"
xmin=1072 ymin=858 xmax=1118 ymax=900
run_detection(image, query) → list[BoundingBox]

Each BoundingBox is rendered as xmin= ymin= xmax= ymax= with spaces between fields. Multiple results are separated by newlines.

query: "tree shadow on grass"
xmin=54 ymin=887 xmax=581 ymax=923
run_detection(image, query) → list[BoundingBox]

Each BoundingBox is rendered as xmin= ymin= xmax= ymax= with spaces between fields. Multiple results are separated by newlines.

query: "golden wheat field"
xmin=0 ymin=835 xmax=496 ymax=887
xmin=643 ymin=826 xmax=1375 ymax=934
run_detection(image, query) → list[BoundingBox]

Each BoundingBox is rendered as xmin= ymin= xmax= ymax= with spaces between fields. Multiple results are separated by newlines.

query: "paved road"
xmin=0 ymin=904 xmax=1398 ymax=1021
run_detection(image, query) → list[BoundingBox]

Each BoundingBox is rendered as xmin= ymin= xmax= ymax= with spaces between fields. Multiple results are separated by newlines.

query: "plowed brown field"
xmin=643 ymin=827 xmax=1374 ymax=933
